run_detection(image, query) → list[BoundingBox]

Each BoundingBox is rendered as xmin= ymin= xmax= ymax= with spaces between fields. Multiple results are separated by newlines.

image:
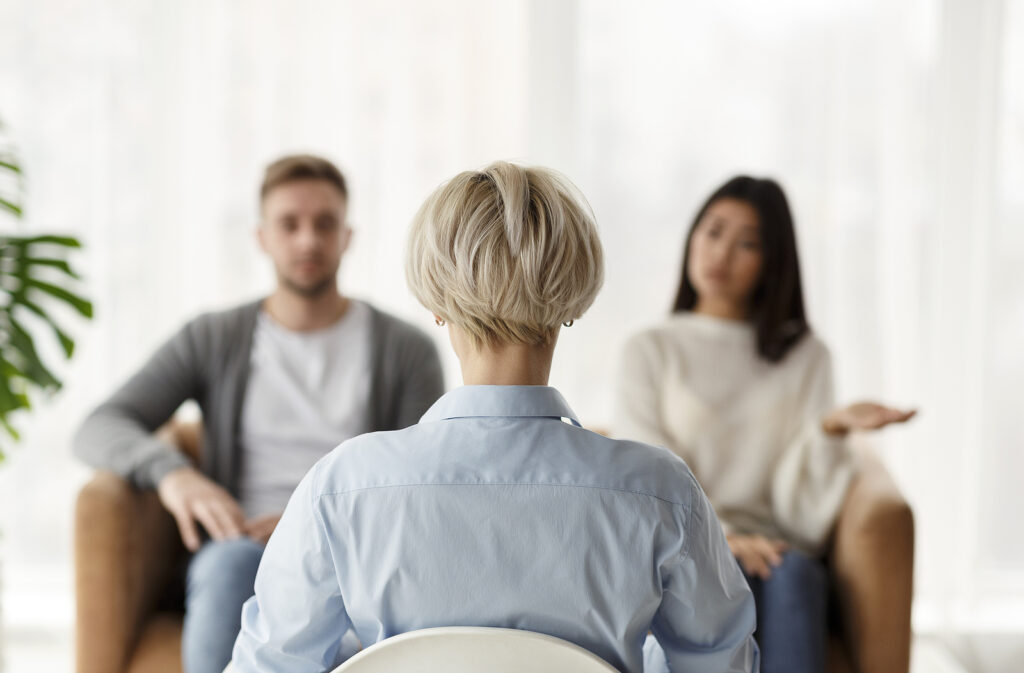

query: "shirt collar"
xmin=420 ymin=385 xmax=580 ymax=426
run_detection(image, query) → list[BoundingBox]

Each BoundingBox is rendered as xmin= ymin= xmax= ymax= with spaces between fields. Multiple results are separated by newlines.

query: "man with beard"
xmin=74 ymin=154 xmax=445 ymax=673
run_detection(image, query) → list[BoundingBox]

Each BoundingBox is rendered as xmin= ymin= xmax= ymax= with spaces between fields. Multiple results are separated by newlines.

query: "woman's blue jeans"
xmin=743 ymin=549 xmax=828 ymax=673
xmin=642 ymin=549 xmax=827 ymax=673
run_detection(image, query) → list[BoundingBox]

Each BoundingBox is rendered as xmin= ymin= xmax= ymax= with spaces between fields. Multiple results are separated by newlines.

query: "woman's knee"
xmin=769 ymin=550 xmax=827 ymax=591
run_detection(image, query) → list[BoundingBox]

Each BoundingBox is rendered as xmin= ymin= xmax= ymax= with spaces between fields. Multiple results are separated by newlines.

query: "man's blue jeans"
xmin=183 ymin=538 xmax=265 ymax=673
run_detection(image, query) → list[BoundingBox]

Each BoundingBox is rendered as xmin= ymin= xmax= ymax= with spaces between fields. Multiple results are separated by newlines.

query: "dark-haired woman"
xmin=614 ymin=176 xmax=914 ymax=673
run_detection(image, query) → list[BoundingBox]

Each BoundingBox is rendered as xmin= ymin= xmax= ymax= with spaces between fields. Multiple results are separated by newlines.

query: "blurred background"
xmin=0 ymin=0 xmax=1021 ymax=671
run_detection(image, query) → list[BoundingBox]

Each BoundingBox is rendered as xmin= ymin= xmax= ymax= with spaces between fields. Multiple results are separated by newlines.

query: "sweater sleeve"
xmin=384 ymin=317 xmax=445 ymax=430
xmin=770 ymin=340 xmax=857 ymax=555
xmin=612 ymin=331 xmax=675 ymax=448
xmin=395 ymin=333 xmax=444 ymax=429
xmin=72 ymin=318 xmax=206 ymax=489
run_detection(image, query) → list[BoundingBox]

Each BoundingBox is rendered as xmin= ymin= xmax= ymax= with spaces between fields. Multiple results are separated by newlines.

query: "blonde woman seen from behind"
xmin=230 ymin=163 xmax=760 ymax=673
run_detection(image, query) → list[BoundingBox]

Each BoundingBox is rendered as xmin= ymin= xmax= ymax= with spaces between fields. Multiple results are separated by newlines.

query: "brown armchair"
xmin=74 ymin=424 xmax=913 ymax=673
xmin=826 ymin=441 xmax=915 ymax=673
xmin=74 ymin=421 xmax=199 ymax=673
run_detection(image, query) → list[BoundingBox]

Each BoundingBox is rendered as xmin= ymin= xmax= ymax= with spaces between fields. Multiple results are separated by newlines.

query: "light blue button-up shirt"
xmin=232 ymin=386 xmax=758 ymax=672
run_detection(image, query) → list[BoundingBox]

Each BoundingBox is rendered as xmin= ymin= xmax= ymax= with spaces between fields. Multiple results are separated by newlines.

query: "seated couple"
xmin=75 ymin=155 xmax=912 ymax=673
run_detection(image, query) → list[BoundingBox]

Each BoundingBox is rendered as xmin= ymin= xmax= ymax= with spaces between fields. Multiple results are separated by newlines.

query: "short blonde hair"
xmin=406 ymin=161 xmax=604 ymax=346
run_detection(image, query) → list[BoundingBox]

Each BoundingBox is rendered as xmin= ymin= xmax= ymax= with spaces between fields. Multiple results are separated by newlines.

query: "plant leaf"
xmin=0 ymin=415 xmax=20 ymax=440
xmin=2 ymin=235 xmax=81 ymax=248
xmin=0 ymin=197 xmax=22 ymax=217
xmin=0 ymin=359 xmax=30 ymax=417
xmin=3 ymin=318 xmax=61 ymax=390
xmin=0 ymin=160 xmax=21 ymax=174
xmin=25 ymin=279 xmax=93 ymax=318
xmin=0 ymin=355 xmax=29 ymax=382
xmin=22 ymin=257 xmax=81 ymax=279
xmin=16 ymin=299 xmax=76 ymax=357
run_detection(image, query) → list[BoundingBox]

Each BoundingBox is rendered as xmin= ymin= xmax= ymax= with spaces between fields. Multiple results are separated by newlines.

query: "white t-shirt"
xmin=238 ymin=300 xmax=372 ymax=518
xmin=613 ymin=312 xmax=856 ymax=555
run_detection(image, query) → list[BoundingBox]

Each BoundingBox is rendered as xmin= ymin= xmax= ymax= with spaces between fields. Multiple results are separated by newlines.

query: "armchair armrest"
xmin=829 ymin=445 xmax=914 ymax=673
xmin=74 ymin=472 xmax=183 ymax=673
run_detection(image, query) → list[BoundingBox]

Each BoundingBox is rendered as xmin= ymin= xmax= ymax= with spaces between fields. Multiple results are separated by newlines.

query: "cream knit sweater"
xmin=613 ymin=312 xmax=856 ymax=555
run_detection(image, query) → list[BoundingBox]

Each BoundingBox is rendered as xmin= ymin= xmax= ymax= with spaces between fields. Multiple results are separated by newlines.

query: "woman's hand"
xmin=822 ymin=401 xmax=917 ymax=436
xmin=727 ymin=534 xmax=788 ymax=579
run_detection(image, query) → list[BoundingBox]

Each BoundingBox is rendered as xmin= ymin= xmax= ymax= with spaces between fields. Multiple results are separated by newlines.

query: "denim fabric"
xmin=183 ymin=537 xmax=264 ymax=673
xmin=744 ymin=550 xmax=828 ymax=673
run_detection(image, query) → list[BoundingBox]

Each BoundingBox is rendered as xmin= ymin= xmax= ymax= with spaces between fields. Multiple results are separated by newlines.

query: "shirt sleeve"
xmin=771 ymin=341 xmax=857 ymax=554
xmin=612 ymin=332 xmax=674 ymax=448
xmin=650 ymin=475 xmax=760 ymax=673
xmin=231 ymin=461 xmax=355 ymax=672
xmin=72 ymin=318 xmax=205 ymax=488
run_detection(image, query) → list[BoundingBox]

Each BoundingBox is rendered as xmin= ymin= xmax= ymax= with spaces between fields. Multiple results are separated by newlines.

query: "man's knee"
xmin=187 ymin=537 xmax=264 ymax=598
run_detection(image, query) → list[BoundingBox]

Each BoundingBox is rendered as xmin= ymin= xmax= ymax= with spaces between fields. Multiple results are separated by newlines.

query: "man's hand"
xmin=157 ymin=466 xmax=245 ymax=551
xmin=244 ymin=513 xmax=283 ymax=546
xmin=822 ymin=401 xmax=917 ymax=436
xmin=727 ymin=534 xmax=789 ymax=580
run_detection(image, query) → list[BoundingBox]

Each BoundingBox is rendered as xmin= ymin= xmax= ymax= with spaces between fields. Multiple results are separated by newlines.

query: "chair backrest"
xmin=332 ymin=627 xmax=619 ymax=673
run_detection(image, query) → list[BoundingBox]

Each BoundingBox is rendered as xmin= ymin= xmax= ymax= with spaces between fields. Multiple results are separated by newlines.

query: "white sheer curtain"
xmin=0 ymin=0 xmax=1019 ymax=646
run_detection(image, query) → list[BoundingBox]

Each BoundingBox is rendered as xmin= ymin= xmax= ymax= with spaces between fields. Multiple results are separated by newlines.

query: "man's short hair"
xmin=260 ymin=154 xmax=348 ymax=202
xmin=406 ymin=161 xmax=604 ymax=346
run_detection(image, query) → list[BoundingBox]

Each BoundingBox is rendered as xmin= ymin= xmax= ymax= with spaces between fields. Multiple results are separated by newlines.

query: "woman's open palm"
xmin=824 ymin=402 xmax=917 ymax=435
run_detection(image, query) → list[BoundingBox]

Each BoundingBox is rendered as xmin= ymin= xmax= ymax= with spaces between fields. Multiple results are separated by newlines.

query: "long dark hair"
xmin=672 ymin=175 xmax=809 ymax=362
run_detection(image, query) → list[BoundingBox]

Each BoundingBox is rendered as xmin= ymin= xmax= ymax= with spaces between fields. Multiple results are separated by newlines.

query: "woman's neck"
xmin=693 ymin=297 xmax=748 ymax=322
xmin=459 ymin=340 xmax=555 ymax=386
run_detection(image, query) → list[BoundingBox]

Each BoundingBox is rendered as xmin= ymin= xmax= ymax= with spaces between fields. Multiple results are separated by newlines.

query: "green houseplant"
xmin=0 ymin=120 xmax=93 ymax=461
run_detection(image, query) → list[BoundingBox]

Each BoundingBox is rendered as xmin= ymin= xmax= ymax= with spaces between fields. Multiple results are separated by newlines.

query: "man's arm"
xmin=72 ymin=319 xmax=205 ymax=489
xmin=651 ymin=475 xmax=760 ymax=672
xmin=74 ymin=316 xmax=247 ymax=549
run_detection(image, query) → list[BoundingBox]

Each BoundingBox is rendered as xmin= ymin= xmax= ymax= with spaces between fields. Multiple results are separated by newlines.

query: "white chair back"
xmin=332 ymin=626 xmax=619 ymax=673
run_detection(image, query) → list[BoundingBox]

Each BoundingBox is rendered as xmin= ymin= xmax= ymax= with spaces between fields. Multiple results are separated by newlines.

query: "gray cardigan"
xmin=73 ymin=299 xmax=445 ymax=493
